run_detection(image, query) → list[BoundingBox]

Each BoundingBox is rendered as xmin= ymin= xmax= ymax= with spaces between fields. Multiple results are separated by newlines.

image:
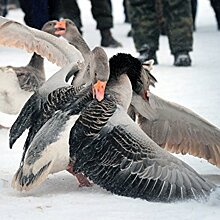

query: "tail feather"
xmin=12 ymin=161 xmax=52 ymax=191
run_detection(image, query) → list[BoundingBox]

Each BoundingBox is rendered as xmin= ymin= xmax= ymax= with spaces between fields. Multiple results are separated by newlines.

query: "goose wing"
xmin=12 ymin=87 xmax=93 ymax=191
xmin=132 ymin=92 xmax=220 ymax=167
xmin=9 ymin=63 xmax=79 ymax=149
xmin=0 ymin=17 xmax=83 ymax=66
xmin=70 ymin=98 xmax=215 ymax=202
xmin=19 ymin=86 xmax=85 ymax=161
xmin=12 ymin=109 xmax=72 ymax=191
xmin=9 ymin=92 xmax=44 ymax=149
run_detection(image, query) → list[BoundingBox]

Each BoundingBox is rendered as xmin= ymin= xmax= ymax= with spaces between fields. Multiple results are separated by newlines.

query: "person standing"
xmin=127 ymin=0 xmax=193 ymax=66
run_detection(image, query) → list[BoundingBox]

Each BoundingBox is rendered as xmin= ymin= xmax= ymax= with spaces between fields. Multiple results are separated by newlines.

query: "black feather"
xmin=109 ymin=53 xmax=142 ymax=90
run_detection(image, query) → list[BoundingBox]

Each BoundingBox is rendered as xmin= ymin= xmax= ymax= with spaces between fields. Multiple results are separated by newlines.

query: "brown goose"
xmin=130 ymin=64 xmax=220 ymax=168
xmin=11 ymin=47 xmax=109 ymax=191
xmin=0 ymin=20 xmax=59 ymax=119
xmin=69 ymin=53 xmax=216 ymax=202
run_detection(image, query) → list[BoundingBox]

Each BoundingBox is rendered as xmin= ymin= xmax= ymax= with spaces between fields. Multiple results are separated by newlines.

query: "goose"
xmin=12 ymin=52 xmax=215 ymax=201
xmin=68 ymin=53 xmax=216 ymax=202
xmin=12 ymin=47 xmax=110 ymax=191
xmin=129 ymin=63 xmax=220 ymax=168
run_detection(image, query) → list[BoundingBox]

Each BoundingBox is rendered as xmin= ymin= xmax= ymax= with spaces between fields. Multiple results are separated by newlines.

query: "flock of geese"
xmin=0 ymin=16 xmax=220 ymax=202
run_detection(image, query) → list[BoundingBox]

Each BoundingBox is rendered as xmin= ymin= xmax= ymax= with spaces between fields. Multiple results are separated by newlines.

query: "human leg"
xmin=90 ymin=0 xmax=122 ymax=48
xmin=60 ymin=0 xmax=83 ymax=33
xmin=128 ymin=0 xmax=160 ymax=63
xmin=19 ymin=0 xmax=49 ymax=29
xmin=164 ymin=0 xmax=193 ymax=66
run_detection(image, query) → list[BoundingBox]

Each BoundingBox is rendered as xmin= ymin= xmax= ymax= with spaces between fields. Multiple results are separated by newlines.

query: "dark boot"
xmin=174 ymin=52 xmax=191 ymax=67
xmin=100 ymin=29 xmax=122 ymax=48
xmin=138 ymin=44 xmax=158 ymax=64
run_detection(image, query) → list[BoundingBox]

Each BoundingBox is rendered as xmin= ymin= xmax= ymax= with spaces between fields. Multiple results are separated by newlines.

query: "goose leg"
xmin=66 ymin=161 xmax=93 ymax=187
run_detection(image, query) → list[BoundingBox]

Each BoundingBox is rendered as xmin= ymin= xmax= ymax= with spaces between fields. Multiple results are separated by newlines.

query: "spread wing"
xmin=132 ymin=92 xmax=220 ymax=167
xmin=9 ymin=93 xmax=44 ymax=149
xmin=70 ymin=99 xmax=215 ymax=202
xmin=0 ymin=17 xmax=83 ymax=66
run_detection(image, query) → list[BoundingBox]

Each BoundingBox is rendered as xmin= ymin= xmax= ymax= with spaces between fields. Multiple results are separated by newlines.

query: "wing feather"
xmin=135 ymin=92 xmax=220 ymax=167
xmin=0 ymin=17 xmax=83 ymax=66
xmin=70 ymin=99 xmax=215 ymax=202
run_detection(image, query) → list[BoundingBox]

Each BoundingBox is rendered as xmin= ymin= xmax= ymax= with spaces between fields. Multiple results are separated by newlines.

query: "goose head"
xmin=90 ymin=47 xmax=109 ymax=101
xmin=54 ymin=19 xmax=91 ymax=61
xmin=73 ymin=46 xmax=109 ymax=102
xmin=108 ymin=53 xmax=145 ymax=110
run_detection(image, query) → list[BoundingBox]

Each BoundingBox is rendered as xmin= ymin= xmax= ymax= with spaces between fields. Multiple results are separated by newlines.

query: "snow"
xmin=1 ymin=0 xmax=220 ymax=219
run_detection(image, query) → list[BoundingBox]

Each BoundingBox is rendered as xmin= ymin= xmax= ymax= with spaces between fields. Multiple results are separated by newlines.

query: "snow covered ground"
xmin=1 ymin=0 xmax=220 ymax=219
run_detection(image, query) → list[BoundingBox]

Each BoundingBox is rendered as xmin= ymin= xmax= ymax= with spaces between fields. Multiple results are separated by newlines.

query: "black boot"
xmin=174 ymin=52 xmax=191 ymax=66
xmin=138 ymin=44 xmax=158 ymax=64
xmin=100 ymin=29 xmax=122 ymax=48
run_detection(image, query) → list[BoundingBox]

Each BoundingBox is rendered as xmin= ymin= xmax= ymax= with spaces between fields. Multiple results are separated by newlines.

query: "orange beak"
xmin=92 ymin=80 xmax=107 ymax=102
xmin=55 ymin=21 xmax=66 ymax=35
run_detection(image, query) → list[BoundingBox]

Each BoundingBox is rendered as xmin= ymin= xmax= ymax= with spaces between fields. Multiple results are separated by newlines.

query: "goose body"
xmin=12 ymin=53 xmax=216 ymax=200
xmin=67 ymin=54 xmax=216 ymax=202
xmin=70 ymin=98 xmax=215 ymax=202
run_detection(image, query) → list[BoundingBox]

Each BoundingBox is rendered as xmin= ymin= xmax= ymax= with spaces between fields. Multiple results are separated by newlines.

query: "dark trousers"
xmin=61 ymin=0 xmax=113 ymax=30
xmin=19 ymin=0 xmax=61 ymax=29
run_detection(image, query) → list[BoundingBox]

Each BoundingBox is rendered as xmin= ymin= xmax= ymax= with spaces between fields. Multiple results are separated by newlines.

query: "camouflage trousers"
xmin=128 ymin=0 xmax=193 ymax=54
